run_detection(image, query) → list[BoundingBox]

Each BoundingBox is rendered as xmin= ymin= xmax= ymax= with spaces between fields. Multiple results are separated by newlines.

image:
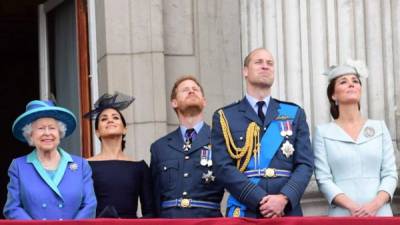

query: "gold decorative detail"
xmin=218 ymin=110 xmax=261 ymax=172
xmin=180 ymin=199 xmax=191 ymax=208
xmin=264 ymin=168 xmax=276 ymax=178
xmin=233 ymin=207 xmax=241 ymax=217
xmin=275 ymin=115 xmax=289 ymax=121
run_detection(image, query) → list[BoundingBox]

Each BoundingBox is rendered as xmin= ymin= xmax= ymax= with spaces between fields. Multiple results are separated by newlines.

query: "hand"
xmin=352 ymin=201 xmax=380 ymax=217
xmin=259 ymin=194 xmax=288 ymax=218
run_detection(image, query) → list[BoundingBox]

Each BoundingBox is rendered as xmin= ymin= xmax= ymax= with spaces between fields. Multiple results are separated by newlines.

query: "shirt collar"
xmin=245 ymin=93 xmax=271 ymax=114
xmin=27 ymin=148 xmax=73 ymax=164
xmin=180 ymin=121 xmax=204 ymax=140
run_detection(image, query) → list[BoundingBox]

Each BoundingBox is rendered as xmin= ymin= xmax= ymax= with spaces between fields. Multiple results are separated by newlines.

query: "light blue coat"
xmin=3 ymin=149 xmax=97 ymax=220
xmin=313 ymin=120 xmax=398 ymax=216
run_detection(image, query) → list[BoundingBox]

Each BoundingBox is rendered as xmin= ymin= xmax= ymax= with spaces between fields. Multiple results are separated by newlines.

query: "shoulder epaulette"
xmin=218 ymin=99 xmax=241 ymax=111
xmin=274 ymin=98 xmax=300 ymax=108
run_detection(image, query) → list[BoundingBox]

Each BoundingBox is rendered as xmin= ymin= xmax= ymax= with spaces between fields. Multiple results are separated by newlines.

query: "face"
xmin=96 ymin=108 xmax=127 ymax=139
xmin=31 ymin=118 xmax=61 ymax=152
xmin=243 ymin=49 xmax=275 ymax=89
xmin=171 ymin=79 xmax=206 ymax=116
xmin=332 ymin=74 xmax=361 ymax=105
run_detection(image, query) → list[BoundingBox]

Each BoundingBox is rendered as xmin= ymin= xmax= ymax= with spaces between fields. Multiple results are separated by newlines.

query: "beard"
xmin=177 ymin=102 xmax=204 ymax=117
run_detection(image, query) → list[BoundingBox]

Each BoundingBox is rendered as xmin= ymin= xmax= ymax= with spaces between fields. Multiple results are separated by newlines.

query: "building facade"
xmin=0 ymin=0 xmax=398 ymax=216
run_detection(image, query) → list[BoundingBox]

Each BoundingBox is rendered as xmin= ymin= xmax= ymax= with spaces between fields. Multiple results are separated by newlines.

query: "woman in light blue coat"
xmin=3 ymin=100 xmax=97 ymax=220
xmin=313 ymin=60 xmax=398 ymax=216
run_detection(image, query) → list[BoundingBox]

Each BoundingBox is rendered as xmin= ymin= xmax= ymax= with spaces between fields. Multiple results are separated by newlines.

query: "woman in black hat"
xmin=85 ymin=92 xmax=154 ymax=218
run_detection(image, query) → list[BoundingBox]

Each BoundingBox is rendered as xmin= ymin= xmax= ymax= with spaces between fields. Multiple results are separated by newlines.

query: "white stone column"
xmin=95 ymin=0 xmax=167 ymax=163
xmin=164 ymin=0 xmax=243 ymax=131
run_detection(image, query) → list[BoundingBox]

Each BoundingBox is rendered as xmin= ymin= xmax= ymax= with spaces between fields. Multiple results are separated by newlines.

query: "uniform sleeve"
xmin=313 ymin=125 xmax=344 ymax=204
xmin=279 ymin=108 xmax=314 ymax=210
xmin=75 ymin=159 xmax=97 ymax=219
xmin=139 ymin=162 xmax=155 ymax=218
xmin=378 ymin=121 xmax=398 ymax=199
xmin=150 ymin=143 xmax=161 ymax=217
xmin=211 ymin=110 xmax=267 ymax=211
xmin=3 ymin=159 xmax=33 ymax=220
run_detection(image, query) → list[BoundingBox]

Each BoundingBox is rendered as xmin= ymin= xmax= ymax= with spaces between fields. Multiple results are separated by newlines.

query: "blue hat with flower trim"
xmin=12 ymin=100 xmax=77 ymax=143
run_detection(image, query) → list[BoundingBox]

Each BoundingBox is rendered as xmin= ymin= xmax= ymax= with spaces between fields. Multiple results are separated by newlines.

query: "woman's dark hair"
xmin=327 ymin=76 xmax=362 ymax=119
xmin=95 ymin=107 xmax=127 ymax=151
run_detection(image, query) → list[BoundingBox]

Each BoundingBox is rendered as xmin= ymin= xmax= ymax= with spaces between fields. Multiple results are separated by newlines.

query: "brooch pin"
xmin=69 ymin=163 xmax=78 ymax=171
xmin=202 ymin=170 xmax=215 ymax=184
xmin=364 ymin=126 xmax=375 ymax=138
xmin=281 ymin=140 xmax=295 ymax=158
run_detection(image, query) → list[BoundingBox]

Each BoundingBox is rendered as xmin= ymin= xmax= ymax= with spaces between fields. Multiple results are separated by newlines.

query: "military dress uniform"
xmin=150 ymin=122 xmax=224 ymax=218
xmin=211 ymin=97 xmax=314 ymax=217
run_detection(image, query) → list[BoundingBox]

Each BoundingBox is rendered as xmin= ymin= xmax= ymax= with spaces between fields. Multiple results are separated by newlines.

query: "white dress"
xmin=313 ymin=119 xmax=398 ymax=216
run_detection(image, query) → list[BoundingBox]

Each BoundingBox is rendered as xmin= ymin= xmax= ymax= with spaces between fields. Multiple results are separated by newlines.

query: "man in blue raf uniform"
xmin=150 ymin=76 xmax=224 ymax=218
xmin=211 ymin=48 xmax=314 ymax=218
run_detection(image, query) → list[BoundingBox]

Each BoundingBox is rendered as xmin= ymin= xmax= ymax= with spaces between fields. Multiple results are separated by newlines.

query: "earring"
xmin=335 ymin=100 xmax=338 ymax=106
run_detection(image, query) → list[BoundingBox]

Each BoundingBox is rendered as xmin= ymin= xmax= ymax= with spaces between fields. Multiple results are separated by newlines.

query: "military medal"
xmin=202 ymin=170 xmax=215 ymax=183
xmin=280 ymin=120 xmax=293 ymax=137
xmin=363 ymin=126 xmax=375 ymax=138
xmin=207 ymin=149 xmax=213 ymax=167
xmin=200 ymin=149 xmax=208 ymax=166
xmin=183 ymin=141 xmax=191 ymax=152
xmin=280 ymin=121 xmax=287 ymax=137
xmin=281 ymin=140 xmax=295 ymax=158
xmin=285 ymin=120 xmax=293 ymax=136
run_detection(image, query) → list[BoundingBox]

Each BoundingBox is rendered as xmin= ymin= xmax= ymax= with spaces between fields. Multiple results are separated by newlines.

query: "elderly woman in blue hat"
xmin=313 ymin=60 xmax=398 ymax=216
xmin=3 ymin=100 xmax=97 ymax=220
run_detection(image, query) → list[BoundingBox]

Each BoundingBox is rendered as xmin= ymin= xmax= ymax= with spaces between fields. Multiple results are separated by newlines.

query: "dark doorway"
xmin=0 ymin=0 xmax=44 ymax=218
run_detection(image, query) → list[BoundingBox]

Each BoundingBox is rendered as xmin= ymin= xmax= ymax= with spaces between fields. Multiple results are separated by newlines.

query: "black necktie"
xmin=256 ymin=101 xmax=265 ymax=123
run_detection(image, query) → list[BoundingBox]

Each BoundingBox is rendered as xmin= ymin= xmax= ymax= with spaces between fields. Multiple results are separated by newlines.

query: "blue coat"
xmin=313 ymin=120 xmax=398 ymax=216
xmin=211 ymin=98 xmax=314 ymax=217
xmin=150 ymin=123 xmax=225 ymax=218
xmin=3 ymin=149 xmax=97 ymax=220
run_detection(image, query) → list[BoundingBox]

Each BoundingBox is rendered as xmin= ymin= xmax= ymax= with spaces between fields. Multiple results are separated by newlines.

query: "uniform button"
xmin=239 ymin=136 xmax=243 ymax=140
xmin=185 ymin=156 xmax=190 ymax=160
xmin=41 ymin=203 xmax=47 ymax=208
xmin=42 ymin=218 xmax=47 ymax=220
xmin=59 ymin=218 xmax=63 ymax=221
xmin=163 ymin=166 xmax=167 ymax=170
xmin=58 ymin=203 xmax=63 ymax=208
xmin=183 ymin=173 xmax=189 ymax=177
xmin=264 ymin=127 xmax=266 ymax=131
xmin=182 ymin=191 xmax=188 ymax=196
